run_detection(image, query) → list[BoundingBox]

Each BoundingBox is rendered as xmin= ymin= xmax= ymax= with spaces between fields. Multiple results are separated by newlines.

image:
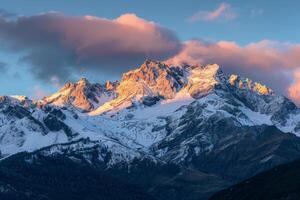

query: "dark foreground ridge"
xmin=210 ymin=158 xmax=300 ymax=200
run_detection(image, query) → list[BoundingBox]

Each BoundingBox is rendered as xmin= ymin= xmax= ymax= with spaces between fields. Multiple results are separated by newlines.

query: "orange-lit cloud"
xmin=188 ymin=3 xmax=237 ymax=22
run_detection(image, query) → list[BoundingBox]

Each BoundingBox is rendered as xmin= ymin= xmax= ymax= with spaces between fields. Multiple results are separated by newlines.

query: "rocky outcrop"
xmin=43 ymin=108 xmax=74 ymax=138
xmin=117 ymin=60 xmax=185 ymax=99
xmin=43 ymin=78 xmax=115 ymax=112
xmin=186 ymin=64 xmax=225 ymax=99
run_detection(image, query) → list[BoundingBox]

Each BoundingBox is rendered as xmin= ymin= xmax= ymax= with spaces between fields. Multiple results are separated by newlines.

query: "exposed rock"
xmin=105 ymin=80 xmax=118 ymax=91
xmin=118 ymin=60 xmax=185 ymax=99
xmin=42 ymin=78 xmax=115 ymax=112
xmin=142 ymin=96 xmax=161 ymax=106
xmin=186 ymin=64 xmax=225 ymax=99
xmin=43 ymin=112 xmax=72 ymax=138
xmin=3 ymin=105 xmax=30 ymax=119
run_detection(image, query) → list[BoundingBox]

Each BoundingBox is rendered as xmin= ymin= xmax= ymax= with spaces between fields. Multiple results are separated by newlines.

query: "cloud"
xmin=0 ymin=12 xmax=181 ymax=84
xmin=50 ymin=76 xmax=61 ymax=88
xmin=165 ymin=40 xmax=300 ymax=104
xmin=288 ymin=70 xmax=300 ymax=105
xmin=188 ymin=3 xmax=237 ymax=22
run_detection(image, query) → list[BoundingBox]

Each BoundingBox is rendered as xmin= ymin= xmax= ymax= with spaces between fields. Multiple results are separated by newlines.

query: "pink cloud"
xmin=165 ymin=40 xmax=300 ymax=105
xmin=288 ymin=70 xmax=300 ymax=105
xmin=0 ymin=12 xmax=181 ymax=83
xmin=188 ymin=3 xmax=237 ymax=22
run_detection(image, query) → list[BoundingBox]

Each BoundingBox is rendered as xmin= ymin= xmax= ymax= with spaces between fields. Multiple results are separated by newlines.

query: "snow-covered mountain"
xmin=1 ymin=60 xmax=300 ymax=199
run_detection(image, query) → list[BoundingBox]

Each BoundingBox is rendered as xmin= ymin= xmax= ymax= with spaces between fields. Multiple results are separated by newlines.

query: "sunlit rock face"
xmin=117 ymin=60 xmax=185 ymax=99
xmin=42 ymin=78 xmax=115 ymax=112
xmin=228 ymin=74 xmax=273 ymax=95
xmin=104 ymin=80 xmax=118 ymax=91
xmin=90 ymin=60 xmax=228 ymax=115
xmin=117 ymin=60 xmax=225 ymax=101
xmin=185 ymin=63 xmax=225 ymax=99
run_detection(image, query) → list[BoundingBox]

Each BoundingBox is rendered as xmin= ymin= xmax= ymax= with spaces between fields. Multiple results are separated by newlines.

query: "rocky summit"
xmin=0 ymin=60 xmax=300 ymax=200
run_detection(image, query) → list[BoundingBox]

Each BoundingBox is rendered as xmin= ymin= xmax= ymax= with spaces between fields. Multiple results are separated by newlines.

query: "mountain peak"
xmin=122 ymin=59 xmax=169 ymax=80
xmin=141 ymin=59 xmax=167 ymax=70
xmin=77 ymin=77 xmax=90 ymax=86
xmin=118 ymin=60 xmax=184 ymax=100
xmin=185 ymin=63 xmax=225 ymax=98
xmin=228 ymin=74 xmax=274 ymax=96
xmin=105 ymin=80 xmax=118 ymax=91
xmin=43 ymin=78 xmax=115 ymax=111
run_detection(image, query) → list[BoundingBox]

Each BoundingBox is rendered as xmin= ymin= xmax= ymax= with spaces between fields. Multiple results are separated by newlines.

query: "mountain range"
xmin=0 ymin=60 xmax=300 ymax=200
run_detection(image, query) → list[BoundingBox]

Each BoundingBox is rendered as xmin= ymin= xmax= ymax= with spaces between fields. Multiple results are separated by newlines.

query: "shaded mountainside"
xmin=0 ymin=152 xmax=156 ymax=200
xmin=189 ymin=125 xmax=300 ymax=181
xmin=0 ymin=60 xmax=300 ymax=199
xmin=210 ymin=158 xmax=300 ymax=200
xmin=0 ymin=140 xmax=228 ymax=200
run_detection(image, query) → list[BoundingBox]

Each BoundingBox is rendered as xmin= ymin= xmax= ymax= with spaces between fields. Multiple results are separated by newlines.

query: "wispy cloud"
xmin=188 ymin=3 xmax=237 ymax=22
xmin=250 ymin=8 xmax=264 ymax=17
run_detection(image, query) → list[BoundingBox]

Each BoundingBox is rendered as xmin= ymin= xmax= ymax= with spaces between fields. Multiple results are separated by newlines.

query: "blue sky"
xmin=0 ymin=0 xmax=300 ymax=102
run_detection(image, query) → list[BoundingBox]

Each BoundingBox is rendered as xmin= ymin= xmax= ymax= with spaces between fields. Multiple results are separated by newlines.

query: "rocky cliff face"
xmin=43 ymin=78 xmax=116 ymax=112
xmin=118 ymin=60 xmax=185 ymax=99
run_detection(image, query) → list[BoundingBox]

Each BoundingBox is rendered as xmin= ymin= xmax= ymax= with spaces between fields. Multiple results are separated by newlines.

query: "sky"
xmin=0 ymin=0 xmax=300 ymax=104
